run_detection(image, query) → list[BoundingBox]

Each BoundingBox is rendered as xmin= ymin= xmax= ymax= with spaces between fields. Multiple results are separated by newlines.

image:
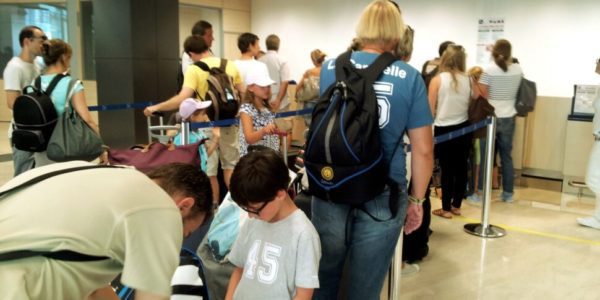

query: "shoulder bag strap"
xmin=64 ymin=78 xmax=80 ymax=111
xmin=0 ymin=165 xmax=120 ymax=199
xmin=0 ymin=249 xmax=109 ymax=262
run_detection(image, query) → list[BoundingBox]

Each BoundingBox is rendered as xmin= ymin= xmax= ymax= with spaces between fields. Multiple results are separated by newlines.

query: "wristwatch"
xmin=408 ymin=195 xmax=426 ymax=205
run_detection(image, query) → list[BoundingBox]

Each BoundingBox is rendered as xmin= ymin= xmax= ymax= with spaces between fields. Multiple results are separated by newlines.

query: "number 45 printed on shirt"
xmin=244 ymin=240 xmax=282 ymax=284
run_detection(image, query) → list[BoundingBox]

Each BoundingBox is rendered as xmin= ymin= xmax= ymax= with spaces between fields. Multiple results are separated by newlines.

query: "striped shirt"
xmin=479 ymin=63 xmax=523 ymax=118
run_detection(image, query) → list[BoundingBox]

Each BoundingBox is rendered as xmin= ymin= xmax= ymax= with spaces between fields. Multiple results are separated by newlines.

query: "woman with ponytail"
xmin=238 ymin=66 xmax=279 ymax=157
xmin=473 ymin=39 xmax=523 ymax=202
xmin=35 ymin=39 xmax=100 ymax=167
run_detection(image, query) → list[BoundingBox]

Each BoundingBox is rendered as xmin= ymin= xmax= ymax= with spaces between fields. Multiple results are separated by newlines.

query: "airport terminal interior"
xmin=1 ymin=0 xmax=600 ymax=299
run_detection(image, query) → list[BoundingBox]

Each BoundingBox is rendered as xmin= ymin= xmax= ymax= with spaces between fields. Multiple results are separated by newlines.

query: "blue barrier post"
xmin=464 ymin=116 xmax=506 ymax=238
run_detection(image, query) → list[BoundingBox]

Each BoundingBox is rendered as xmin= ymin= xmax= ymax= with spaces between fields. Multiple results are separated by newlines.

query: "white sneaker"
xmin=577 ymin=217 xmax=600 ymax=230
xmin=401 ymin=262 xmax=420 ymax=276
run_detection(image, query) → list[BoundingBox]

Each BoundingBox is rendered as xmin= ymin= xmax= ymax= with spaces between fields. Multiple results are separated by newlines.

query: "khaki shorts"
xmin=206 ymin=126 xmax=239 ymax=176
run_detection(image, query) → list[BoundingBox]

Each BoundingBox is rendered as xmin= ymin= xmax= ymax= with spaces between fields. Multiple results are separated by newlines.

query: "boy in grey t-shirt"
xmin=226 ymin=146 xmax=321 ymax=300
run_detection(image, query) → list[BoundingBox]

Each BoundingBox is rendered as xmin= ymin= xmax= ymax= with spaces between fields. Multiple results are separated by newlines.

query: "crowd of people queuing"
xmin=4 ymin=0 xmax=597 ymax=299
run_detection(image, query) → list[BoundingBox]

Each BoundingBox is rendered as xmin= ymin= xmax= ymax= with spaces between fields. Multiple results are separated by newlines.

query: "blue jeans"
xmin=11 ymin=142 xmax=34 ymax=177
xmin=312 ymin=188 xmax=407 ymax=300
xmin=478 ymin=117 xmax=515 ymax=194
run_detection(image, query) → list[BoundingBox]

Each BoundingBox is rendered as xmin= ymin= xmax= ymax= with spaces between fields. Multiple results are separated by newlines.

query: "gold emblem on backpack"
xmin=321 ymin=166 xmax=334 ymax=181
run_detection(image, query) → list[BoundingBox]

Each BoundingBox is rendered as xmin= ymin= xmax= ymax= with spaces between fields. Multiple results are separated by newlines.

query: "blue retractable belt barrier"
xmin=88 ymin=101 xmax=154 ymax=112
xmin=88 ymin=101 xmax=490 ymax=151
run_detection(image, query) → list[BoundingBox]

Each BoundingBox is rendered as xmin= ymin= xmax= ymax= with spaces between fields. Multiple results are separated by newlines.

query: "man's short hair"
xmin=265 ymin=34 xmax=280 ymax=51
xmin=230 ymin=146 xmax=290 ymax=207
xmin=19 ymin=26 xmax=42 ymax=47
xmin=147 ymin=163 xmax=213 ymax=218
xmin=238 ymin=32 xmax=259 ymax=53
xmin=184 ymin=35 xmax=209 ymax=55
xmin=191 ymin=20 xmax=212 ymax=36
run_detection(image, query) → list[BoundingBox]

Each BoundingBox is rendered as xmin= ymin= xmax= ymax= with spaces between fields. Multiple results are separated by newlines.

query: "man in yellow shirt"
xmin=145 ymin=35 xmax=243 ymax=204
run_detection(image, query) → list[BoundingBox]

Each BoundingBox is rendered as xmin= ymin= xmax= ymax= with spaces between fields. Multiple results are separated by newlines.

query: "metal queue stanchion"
xmin=180 ymin=120 xmax=190 ymax=145
xmin=464 ymin=116 xmax=506 ymax=238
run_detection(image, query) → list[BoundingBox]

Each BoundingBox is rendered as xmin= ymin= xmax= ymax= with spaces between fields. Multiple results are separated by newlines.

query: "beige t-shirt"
xmin=0 ymin=161 xmax=183 ymax=299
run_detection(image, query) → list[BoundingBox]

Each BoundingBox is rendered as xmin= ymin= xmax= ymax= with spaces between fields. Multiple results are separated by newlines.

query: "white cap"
xmin=179 ymin=98 xmax=211 ymax=120
xmin=244 ymin=64 xmax=275 ymax=87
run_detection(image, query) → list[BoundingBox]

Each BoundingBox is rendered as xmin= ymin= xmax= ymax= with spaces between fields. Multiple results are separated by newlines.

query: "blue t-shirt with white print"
xmin=319 ymin=51 xmax=432 ymax=185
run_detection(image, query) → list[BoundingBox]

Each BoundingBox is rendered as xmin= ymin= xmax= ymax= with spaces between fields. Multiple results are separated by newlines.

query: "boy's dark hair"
xmin=184 ymin=35 xmax=209 ymax=55
xmin=191 ymin=20 xmax=212 ymax=36
xmin=438 ymin=40 xmax=454 ymax=57
xmin=147 ymin=163 xmax=213 ymax=218
xmin=265 ymin=34 xmax=280 ymax=51
xmin=19 ymin=26 xmax=42 ymax=47
xmin=237 ymin=32 xmax=259 ymax=53
xmin=230 ymin=146 xmax=290 ymax=207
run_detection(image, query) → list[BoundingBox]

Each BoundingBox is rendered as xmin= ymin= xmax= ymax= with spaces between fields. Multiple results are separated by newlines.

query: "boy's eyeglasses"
xmin=239 ymin=201 xmax=271 ymax=215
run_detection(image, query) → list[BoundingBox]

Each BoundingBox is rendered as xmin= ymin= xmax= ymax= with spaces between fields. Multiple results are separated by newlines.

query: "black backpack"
xmin=12 ymin=74 xmax=65 ymax=152
xmin=194 ymin=59 xmax=240 ymax=121
xmin=304 ymin=51 xmax=397 ymax=205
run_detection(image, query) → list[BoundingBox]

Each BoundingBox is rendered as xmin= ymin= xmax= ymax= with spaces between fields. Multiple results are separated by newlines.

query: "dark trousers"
xmin=435 ymin=121 xmax=473 ymax=211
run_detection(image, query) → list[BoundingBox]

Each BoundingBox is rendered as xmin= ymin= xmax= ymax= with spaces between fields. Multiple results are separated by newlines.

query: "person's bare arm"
xmin=427 ymin=75 xmax=441 ymax=116
xmin=293 ymin=287 xmax=314 ymax=300
xmin=144 ymin=87 xmax=195 ymax=117
xmin=86 ymin=285 xmax=119 ymax=300
xmin=478 ymin=83 xmax=489 ymax=99
xmin=240 ymin=112 xmax=275 ymax=144
xmin=71 ymin=90 xmax=100 ymax=136
xmin=5 ymin=90 xmax=20 ymax=110
xmin=404 ymin=125 xmax=433 ymax=234
xmin=134 ymin=291 xmax=168 ymax=300
xmin=225 ymin=267 xmax=244 ymax=300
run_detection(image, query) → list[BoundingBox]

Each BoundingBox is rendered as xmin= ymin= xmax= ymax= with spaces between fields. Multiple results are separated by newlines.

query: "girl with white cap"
xmin=238 ymin=67 xmax=279 ymax=157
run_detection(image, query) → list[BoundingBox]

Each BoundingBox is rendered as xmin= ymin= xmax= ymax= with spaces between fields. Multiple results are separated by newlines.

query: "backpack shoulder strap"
xmin=219 ymin=58 xmax=228 ymax=72
xmin=194 ymin=61 xmax=211 ymax=73
xmin=334 ymin=50 xmax=354 ymax=81
xmin=0 ymin=165 xmax=120 ymax=199
xmin=44 ymin=73 xmax=67 ymax=95
xmin=362 ymin=52 xmax=397 ymax=83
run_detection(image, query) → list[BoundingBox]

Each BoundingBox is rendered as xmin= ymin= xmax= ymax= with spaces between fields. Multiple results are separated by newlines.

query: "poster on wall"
xmin=571 ymin=84 xmax=599 ymax=118
xmin=476 ymin=17 xmax=505 ymax=65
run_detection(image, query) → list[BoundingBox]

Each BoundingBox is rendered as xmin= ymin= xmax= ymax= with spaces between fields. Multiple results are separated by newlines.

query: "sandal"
xmin=450 ymin=207 xmax=461 ymax=216
xmin=432 ymin=209 xmax=452 ymax=219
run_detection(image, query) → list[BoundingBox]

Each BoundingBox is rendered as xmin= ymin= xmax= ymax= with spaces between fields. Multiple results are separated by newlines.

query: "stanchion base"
xmin=464 ymin=223 xmax=506 ymax=238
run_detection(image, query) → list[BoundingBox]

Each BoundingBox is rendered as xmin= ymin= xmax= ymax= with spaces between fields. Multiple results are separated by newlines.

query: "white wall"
xmin=251 ymin=0 xmax=600 ymax=97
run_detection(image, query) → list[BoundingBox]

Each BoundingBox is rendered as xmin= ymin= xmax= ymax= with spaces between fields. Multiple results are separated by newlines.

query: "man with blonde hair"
xmin=312 ymin=1 xmax=433 ymax=299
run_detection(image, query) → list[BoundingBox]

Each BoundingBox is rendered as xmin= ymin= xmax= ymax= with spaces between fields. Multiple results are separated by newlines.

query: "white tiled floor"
xmin=400 ymin=193 xmax=600 ymax=299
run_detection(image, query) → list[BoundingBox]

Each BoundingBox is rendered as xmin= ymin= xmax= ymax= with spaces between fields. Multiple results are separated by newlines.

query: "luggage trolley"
xmin=147 ymin=112 xmax=191 ymax=145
